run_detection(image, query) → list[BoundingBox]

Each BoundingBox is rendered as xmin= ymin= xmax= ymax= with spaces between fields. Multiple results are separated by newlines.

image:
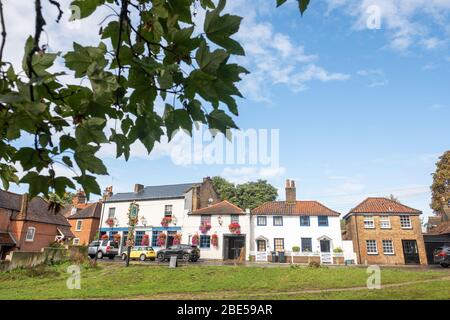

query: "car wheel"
xmin=140 ymin=254 xmax=147 ymax=262
xmin=182 ymin=253 xmax=190 ymax=262
xmin=108 ymin=255 xmax=115 ymax=260
xmin=192 ymin=257 xmax=199 ymax=262
xmin=88 ymin=255 xmax=95 ymax=259
xmin=121 ymin=253 xmax=127 ymax=261
xmin=441 ymin=263 xmax=449 ymax=268
xmin=96 ymin=251 xmax=103 ymax=259
xmin=157 ymin=253 xmax=165 ymax=262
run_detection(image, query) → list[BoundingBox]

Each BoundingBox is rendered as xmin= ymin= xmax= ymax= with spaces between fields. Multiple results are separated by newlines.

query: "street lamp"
xmin=141 ymin=216 xmax=147 ymax=227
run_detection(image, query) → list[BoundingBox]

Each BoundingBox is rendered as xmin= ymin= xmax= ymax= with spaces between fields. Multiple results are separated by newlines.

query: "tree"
xmin=431 ymin=151 xmax=450 ymax=215
xmin=387 ymin=194 xmax=400 ymax=203
xmin=212 ymin=176 xmax=278 ymax=210
xmin=0 ymin=1 xmax=308 ymax=204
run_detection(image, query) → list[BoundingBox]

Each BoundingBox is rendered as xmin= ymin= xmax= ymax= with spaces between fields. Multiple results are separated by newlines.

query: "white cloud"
xmin=357 ymin=69 xmax=388 ymax=87
xmin=221 ymin=166 xmax=286 ymax=184
xmin=326 ymin=0 xmax=450 ymax=52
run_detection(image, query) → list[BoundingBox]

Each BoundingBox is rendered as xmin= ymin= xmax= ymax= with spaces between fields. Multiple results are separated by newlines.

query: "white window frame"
xmin=108 ymin=207 xmax=116 ymax=219
xmin=366 ymin=240 xmax=378 ymax=255
xmin=382 ymin=239 xmax=395 ymax=255
xmin=364 ymin=215 xmax=375 ymax=229
xmin=73 ymin=238 xmax=80 ymax=245
xmin=379 ymin=215 xmax=391 ymax=229
xmin=25 ymin=227 xmax=36 ymax=242
xmin=400 ymin=215 xmax=412 ymax=229
xmin=75 ymin=219 xmax=83 ymax=231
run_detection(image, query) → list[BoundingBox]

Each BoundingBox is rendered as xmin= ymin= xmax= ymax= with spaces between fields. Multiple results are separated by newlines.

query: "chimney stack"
xmin=72 ymin=189 xmax=86 ymax=206
xmin=134 ymin=184 xmax=144 ymax=193
xmin=102 ymin=186 xmax=113 ymax=201
xmin=18 ymin=193 xmax=29 ymax=219
xmin=285 ymin=179 xmax=296 ymax=204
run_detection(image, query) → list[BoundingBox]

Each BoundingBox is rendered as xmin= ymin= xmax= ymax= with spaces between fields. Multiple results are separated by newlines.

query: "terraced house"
xmin=343 ymin=197 xmax=427 ymax=265
xmin=100 ymin=177 xmax=220 ymax=255
xmin=250 ymin=180 xmax=354 ymax=264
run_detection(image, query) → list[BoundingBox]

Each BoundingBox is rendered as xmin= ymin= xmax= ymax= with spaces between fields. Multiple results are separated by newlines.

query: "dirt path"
xmin=119 ymin=275 xmax=450 ymax=300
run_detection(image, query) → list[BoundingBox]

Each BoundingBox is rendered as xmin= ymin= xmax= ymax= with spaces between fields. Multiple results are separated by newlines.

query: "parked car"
xmin=433 ymin=246 xmax=450 ymax=268
xmin=157 ymin=244 xmax=200 ymax=262
xmin=121 ymin=246 xmax=156 ymax=261
xmin=88 ymin=240 xmax=119 ymax=259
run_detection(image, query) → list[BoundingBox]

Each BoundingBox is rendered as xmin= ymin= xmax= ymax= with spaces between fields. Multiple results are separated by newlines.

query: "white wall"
xmin=251 ymin=215 xmax=343 ymax=254
xmin=182 ymin=213 xmax=251 ymax=260
xmin=101 ymin=198 xmax=186 ymax=230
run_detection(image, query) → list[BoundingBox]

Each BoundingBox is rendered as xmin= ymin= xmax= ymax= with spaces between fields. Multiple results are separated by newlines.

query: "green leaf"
xmin=70 ymin=0 xmax=106 ymax=19
xmin=196 ymin=41 xmax=229 ymax=74
xmin=204 ymin=0 xmax=244 ymax=55
xmin=298 ymin=0 xmax=310 ymax=15
xmin=20 ymin=172 xmax=50 ymax=198
xmin=74 ymin=174 xmax=102 ymax=197
xmin=62 ymin=156 xmax=73 ymax=167
xmin=207 ymin=109 xmax=238 ymax=134
xmin=60 ymin=135 xmax=77 ymax=152
xmin=53 ymin=176 xmax=76 ymax=196
xmin=64 ymin=43 xmax=107 ymax=77
xmin=74 ymin=145 xmax=108 ymax=175
xmin=164 ymin=104 xmax=192 ymax=140
xmin=276 ymin=0 xmax=288 ymax=7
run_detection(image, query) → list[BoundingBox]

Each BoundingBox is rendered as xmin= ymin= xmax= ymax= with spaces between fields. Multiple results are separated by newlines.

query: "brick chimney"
xmin=285 ymin=179 xmax=296 ymax=204
xmin=72 ymin=189 xmax=86 ymax=206
xmin=17 ymin=193 xmax=29 ymax=219
xmin=134 ymin=184 xmax=144 ymax=193
xmin=102 ymin=186 xmax=113 ymax=201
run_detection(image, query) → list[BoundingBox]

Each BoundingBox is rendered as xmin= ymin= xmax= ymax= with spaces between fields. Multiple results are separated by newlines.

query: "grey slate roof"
xmin=105 ymin=183 xmax=198 ymax=203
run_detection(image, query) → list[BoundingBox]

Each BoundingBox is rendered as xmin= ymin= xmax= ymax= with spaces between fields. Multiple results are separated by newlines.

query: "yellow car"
xmin=121 ymin=246 xmax=156 ymax=261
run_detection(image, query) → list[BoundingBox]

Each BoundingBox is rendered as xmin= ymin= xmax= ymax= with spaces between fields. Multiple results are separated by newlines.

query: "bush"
xmin=308 ymin=261 xmax=321 ymax=268
xmin=292 ymin=246 xmax=300 ymax=252
xmin=333 ymin=247 xmax=343 ymax=253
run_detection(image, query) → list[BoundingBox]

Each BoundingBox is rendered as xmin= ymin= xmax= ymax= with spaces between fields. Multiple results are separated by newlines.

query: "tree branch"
xmin=0 ymin=0 xmax=6 ymax=63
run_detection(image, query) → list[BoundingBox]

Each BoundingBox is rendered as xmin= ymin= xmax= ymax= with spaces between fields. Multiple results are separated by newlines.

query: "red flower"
xmin=173 ymin=233 xmax=182 ymax=245
xmin=105 ymin=218 xmax=115 ymax=227
xmin=157 ymin=233 xmax=166 ymax=246
xmin=101 ymin=234 xmax=109 ymax=240
xmin=211 ymin=234 xmax=219 ymax=247
xmin=228 ymin=222 xmax=241 ymax=234
xmin=141 ymin=234 xmax=150 ymax=246
xmin=161 ymin=216 xmax=172 ymax=227
xmin=191 ymin=233 xmax=199 ymax=246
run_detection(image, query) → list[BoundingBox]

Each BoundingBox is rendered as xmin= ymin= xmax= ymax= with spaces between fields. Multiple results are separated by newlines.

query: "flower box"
xmin=161 ymin=216 xmax=172 ymax=227
xmin=228 ymin=222 xmax=241 ymax=234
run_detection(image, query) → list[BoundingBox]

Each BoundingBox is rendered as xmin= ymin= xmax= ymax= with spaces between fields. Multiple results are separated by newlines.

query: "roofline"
xmin=252 ymin=200 xmax=340 ymax=216
xmin=104 ymin=196 xmax=186 ymax=203
xmin=343 ymin=211 xmax=422 ymax=220
xmin=191 ymin=200 xmax=245 ymax=215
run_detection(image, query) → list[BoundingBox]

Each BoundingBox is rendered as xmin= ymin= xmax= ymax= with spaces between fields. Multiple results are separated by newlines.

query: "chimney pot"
xmin=72 ymin=189 xmax=86 ymax=206
xmin=285 ymin=179 xmax=290 ymax=188
xmin=134 ymin=184 xmax=144 ymax=193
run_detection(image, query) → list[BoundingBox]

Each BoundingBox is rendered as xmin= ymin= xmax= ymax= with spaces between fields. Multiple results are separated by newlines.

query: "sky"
xmin=3 ymin=0 xmax=450 ymax=219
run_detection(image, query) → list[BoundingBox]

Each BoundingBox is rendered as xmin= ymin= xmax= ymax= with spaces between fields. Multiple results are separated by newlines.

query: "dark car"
xmin=157 ymin=244 xmax=200 ymax=262
xmin=433 ymin=246 xmax=450 ymax=268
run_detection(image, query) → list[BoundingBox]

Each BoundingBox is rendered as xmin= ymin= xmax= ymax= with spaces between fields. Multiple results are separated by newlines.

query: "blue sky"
xmin=4 ymin=0 xmax=450 ymax=218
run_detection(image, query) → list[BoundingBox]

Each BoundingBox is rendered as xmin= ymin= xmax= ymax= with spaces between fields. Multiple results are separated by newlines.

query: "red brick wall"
xmin=0 ymin=208 xmax=12 ymax=232
xmin=10 ymin=220 xmax=59 ymax=252
xmin=69 ymin=218 xmax=99 ymax=245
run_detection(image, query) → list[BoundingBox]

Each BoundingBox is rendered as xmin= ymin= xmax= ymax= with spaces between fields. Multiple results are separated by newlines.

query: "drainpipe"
xmin=94 ymin=200 xmax=107 ymax=262
xmin=247 ymin=208 xmax=252 ymax=261
xmin=354 ymin=215 xmax=362 ymax=264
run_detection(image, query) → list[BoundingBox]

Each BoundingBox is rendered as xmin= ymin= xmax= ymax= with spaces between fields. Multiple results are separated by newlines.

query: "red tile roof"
xmin=0 ymin=232 xmax=16 ymax=246
xmin=427 ymin=221 xmax=450 ymax=235
xmin=252 ymin=201 xmax=340 ymax=216
xmin=191 ymin=200 xmax=245 ymax=215
xmin=345 ymin=197 xmax=421 ymax=218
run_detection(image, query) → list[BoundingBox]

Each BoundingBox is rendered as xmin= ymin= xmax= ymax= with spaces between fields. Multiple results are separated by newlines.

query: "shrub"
xmin=292 ymin=246 xmax=300 ymax=252
xmin=308 ymin=261 xmax=321 ymax=268
xmin=333 ymin=247 xmax=343 ymax=253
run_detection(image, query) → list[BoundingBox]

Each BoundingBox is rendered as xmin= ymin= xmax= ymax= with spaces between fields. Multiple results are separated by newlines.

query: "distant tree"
xmin=431 ymin=151 xmax=450 ymax=215
xmin=388 ymin=194 xmax=400 ymax=203
xmin=212 ymin=176 xmax=278 ymax=210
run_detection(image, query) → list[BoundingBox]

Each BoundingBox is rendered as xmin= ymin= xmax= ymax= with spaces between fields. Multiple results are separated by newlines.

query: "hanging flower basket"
xmin=211 ymin=234 xmax=219 ymax=247
xmin=157 ymin=232 xmax=167 ymax=246
xmin=141 ymin=234 xmax=150 ymax=246
xmin=105 ymin=218 xmax=115 ymax=228
xmin=101 ymin=234 xmax=109 ymax=241
xmin=191 ymin=233 xmax=199 ymax=246
xmin=173 ymin=233 xmax=182 ymax=245
xmin=199 ymin=221 xmax=211 ymax=234
xmin=228 ymin=222 xmax=241 ymax=234
xmin=113 ymin=233 xmax=121 ymax=243
xmin=161 ymin=216 xmax=172 ymax=227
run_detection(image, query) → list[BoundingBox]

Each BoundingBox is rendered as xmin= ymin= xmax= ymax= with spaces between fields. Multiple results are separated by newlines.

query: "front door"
xmin=167 ymin=231 xmax=176 ymax=247
xmin=402 ymin=240 xmax=420 ymax=264
xmin=224 ymin=235 xmax=245 ymax=259
xmin=320 ymin=240 xmax=331 ymax=253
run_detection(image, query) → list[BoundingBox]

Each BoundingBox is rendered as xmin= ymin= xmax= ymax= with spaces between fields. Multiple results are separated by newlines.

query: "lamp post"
xmin=125 ymin=201 xmax=139 ymax=267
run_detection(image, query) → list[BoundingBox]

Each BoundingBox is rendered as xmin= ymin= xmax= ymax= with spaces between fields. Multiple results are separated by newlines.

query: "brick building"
xmin=67 ymin=202 xmax=102 ymax=246
xmin=0 ymin=190 xmax=74 ymax=259
xmin=344 ymin=197 xmax=427 ymax=265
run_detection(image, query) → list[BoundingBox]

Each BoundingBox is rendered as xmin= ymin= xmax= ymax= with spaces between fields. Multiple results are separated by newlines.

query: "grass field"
xmin=0 ymin=262 xmax=449 ymax=300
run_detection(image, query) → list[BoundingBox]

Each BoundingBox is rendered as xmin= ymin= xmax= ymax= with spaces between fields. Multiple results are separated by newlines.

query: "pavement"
xmin=95 ymin=256 xmax=449 ymax=271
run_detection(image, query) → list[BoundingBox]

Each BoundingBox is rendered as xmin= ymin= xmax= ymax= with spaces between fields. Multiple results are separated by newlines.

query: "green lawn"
xmin=0 ymin=262 xmax=448 ymax=300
